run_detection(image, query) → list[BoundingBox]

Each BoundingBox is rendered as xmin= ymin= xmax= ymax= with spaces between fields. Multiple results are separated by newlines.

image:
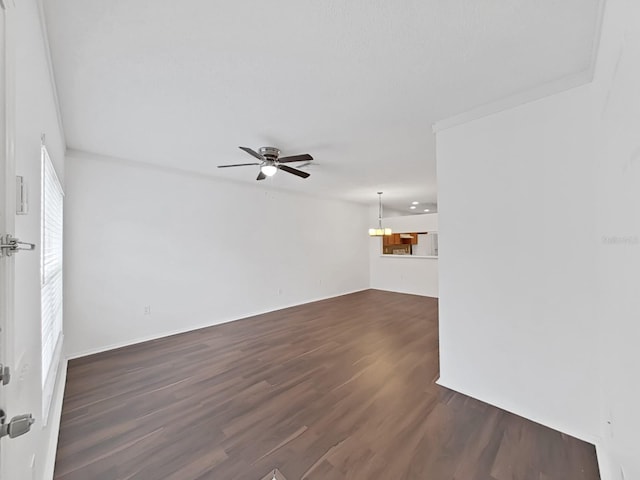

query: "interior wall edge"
xmin=594 ymin=442 xmax=617 ymax=480
xmin=35 ymin=0 xmax=66 ymax=149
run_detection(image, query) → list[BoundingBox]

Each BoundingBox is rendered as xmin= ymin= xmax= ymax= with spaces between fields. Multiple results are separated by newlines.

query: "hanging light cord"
xmin=369 ymin=192 xmax=391 ymax=236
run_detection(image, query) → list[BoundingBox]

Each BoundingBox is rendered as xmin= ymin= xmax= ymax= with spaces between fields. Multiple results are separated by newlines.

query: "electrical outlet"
xmin=144 ymin=305 xmax=151 ymax=315
xmin=607 ymin=409 xmax=614 ymax=438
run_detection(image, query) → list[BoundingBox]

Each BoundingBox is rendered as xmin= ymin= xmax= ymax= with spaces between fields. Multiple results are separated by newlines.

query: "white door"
xmin=1 ymin=1 xmax=34 ymax=473
xmin=0 ymin=0 xmax=10 ymax=471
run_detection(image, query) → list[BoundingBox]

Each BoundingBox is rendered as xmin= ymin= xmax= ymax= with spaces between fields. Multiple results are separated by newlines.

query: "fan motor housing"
xmin=259 ymin=147 xmax=281 ymax=160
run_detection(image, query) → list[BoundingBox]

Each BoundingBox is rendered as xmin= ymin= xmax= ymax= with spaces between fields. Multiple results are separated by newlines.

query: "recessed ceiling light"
xmin=424 ymin=209 xmax=430 ymax=212
xmin=410 ymin=206 xmax=417 ymax=210
xmin=411 ymin=201 xmax=419 ymax=205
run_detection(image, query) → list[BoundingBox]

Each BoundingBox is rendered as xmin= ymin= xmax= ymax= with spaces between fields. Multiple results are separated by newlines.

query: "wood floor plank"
xmin=54 ymin=290 xmax=600 ymax=479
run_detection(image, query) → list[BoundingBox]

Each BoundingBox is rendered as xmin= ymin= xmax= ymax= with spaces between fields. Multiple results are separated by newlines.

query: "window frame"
xmin=41 ymin=145 xmax=64 ymax=425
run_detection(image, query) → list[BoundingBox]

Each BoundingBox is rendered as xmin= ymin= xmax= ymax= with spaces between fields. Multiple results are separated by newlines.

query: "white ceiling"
xmin=43 ymin=0 xmax=601 ymax=212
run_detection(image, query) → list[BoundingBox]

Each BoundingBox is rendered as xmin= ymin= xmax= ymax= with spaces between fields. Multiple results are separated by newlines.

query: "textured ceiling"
xmin=44 ymin=0 xmax=601 ymax=212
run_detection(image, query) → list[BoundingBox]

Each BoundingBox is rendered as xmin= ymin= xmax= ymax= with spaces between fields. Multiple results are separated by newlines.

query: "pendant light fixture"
xmin=368 ymin=192 xmax=392 ymax=236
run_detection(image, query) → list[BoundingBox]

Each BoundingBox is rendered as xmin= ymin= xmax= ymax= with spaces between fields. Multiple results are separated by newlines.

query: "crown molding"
xmin=432 ymin=70 xmax=593 ymax=133
xmin=433 ymin=0 xmax=607 ymax=133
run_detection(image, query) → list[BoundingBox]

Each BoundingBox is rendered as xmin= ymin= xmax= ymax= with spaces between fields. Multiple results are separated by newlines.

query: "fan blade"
xmin=278 ymin=164 xmax=310 ymax=178
xmin=217 ymin=163 xmax=260 ymax=168
xmin=257 ymin=171 xmax=266 ymax=181
xmin=239 ymin=146 xmax=264 ymax=160
xmin=278 ymin=154 xmax=313 ymax=163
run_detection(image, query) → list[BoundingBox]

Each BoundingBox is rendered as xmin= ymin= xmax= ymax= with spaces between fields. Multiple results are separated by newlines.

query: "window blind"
xmin=41 ymin=146 xmax=63 ymax=409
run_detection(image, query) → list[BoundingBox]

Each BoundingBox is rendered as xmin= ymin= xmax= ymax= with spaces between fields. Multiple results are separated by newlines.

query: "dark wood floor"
xmin=54 ymin=290 xmax=600 ymax=480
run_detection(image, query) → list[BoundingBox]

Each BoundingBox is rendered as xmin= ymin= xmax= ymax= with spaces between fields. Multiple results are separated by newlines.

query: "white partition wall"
xmin=591 ymin=0 xmax=640 ymax=477
xmin=435 ymin=1 xmax=640 ymax=477
xmin=436 ymin=83 xmax=599 ymax=441
xmin=369 ymin=213 xmax=439 ymax=297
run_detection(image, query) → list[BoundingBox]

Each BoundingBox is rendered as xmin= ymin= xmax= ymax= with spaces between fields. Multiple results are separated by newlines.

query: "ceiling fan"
xmin=218 ymin=147 xmax=313 ymax=181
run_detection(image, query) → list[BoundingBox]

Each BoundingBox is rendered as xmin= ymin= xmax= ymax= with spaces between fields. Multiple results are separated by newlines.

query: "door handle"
xmin=0 ymin=410 xmax=35 ymax=439
xmin=0 ymin=234 xmax=36 ymax=257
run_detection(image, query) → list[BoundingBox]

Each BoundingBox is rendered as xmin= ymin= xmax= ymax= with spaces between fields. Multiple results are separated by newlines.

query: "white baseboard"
xmin=43 ymin=357 xmax=68 ymax=480
xmin=436 ymin=377 xmax=617 ymax=478
xmin=436 ymin=377 xmax=600 ymax=445
xmin=437 ymin=376 xmax=615 ymax=479
xmin=370 ymin=286 xmax=439 ymax=298
xmin=67 ymin=288 xmax=369 ymax=360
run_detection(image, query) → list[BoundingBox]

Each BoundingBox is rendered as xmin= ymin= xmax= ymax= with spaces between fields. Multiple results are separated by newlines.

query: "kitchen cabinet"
xmin=380 ymin=231 xmax=438 ymax=257
xmin=382 ymin=234 xmax=397 ymax=246
xmin=382 ymin=233 xmax=418 ymax=246
xmin=402 ymin=233 xmax=418 ymax=245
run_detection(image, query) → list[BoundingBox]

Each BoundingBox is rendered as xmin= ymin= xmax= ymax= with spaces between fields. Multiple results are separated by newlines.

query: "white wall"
xmin=436 ymin=84 xmax=599 ymax=440
xmin=64 ymin=151 xmax=370 ymax=357
xmin=378 ymin=212 xmax=438 ymax=234
xmin=369 ymin=213 xmax=439 ymax=297
xmin=436 ymin=1 xmax=640 ymax=477
xmin=591 ymin=0 xmax=640 ymax=478
xmin=9 ymin=1 xmax=67 ymax=479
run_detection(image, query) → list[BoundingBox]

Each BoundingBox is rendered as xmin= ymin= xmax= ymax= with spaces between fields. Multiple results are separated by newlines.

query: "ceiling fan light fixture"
xmin=220 ymin=147 xmax=313 ymax=181
xmin=261 ymin=163 xmax=277 ymax=177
